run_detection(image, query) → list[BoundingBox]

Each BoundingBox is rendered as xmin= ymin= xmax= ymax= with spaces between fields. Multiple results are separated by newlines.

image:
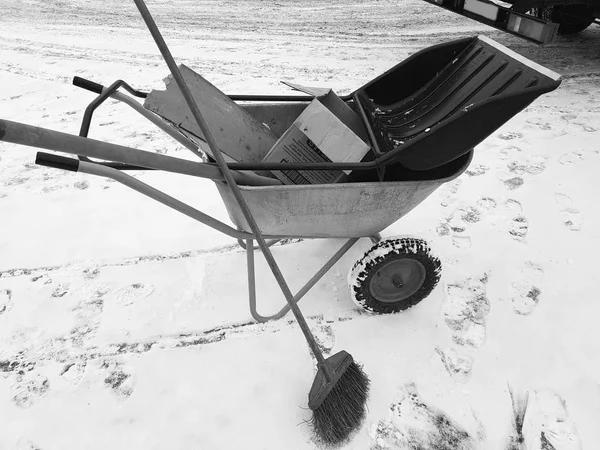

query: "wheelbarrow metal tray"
xmin=215 ymin=151 xmax=472 ymax=238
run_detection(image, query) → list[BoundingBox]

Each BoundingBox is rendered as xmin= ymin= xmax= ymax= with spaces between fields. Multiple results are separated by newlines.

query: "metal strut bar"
xmin=132 ymin=0 xmax=334 ymax=378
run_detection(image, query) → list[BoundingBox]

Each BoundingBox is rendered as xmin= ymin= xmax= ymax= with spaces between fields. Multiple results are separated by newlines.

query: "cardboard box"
xmin=262 ymin=92 xmax=371 ymax=185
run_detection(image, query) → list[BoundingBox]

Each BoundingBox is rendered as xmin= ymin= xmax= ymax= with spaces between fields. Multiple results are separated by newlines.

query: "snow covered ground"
xmin=1 ymin=1 xmax=599 ymax=449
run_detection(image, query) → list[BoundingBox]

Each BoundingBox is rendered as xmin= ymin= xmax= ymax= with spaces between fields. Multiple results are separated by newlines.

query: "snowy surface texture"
xmin=1 ymin=1 xmax=600 ymax=449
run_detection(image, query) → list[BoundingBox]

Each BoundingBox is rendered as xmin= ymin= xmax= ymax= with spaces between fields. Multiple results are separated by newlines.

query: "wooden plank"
xmin=143 ymin=64 xmax=279 ymax=163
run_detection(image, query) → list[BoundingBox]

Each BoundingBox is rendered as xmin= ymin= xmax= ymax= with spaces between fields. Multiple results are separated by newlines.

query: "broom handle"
xmin=132 ymin=0 xmax=332 ymax=376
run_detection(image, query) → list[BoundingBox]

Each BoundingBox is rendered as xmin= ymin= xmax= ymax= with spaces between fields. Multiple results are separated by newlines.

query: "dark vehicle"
xmin=423 ymin=0 xmax=600 ymax=43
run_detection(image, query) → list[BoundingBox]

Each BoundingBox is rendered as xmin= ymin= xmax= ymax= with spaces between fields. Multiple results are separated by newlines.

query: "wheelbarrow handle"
xmin=35 ymin=152 xmax=80 ymax=172
xmin=72 ymin=76 xmax=148 ymax=99
xmin=73 ymin=76 xmax=104 ymax=95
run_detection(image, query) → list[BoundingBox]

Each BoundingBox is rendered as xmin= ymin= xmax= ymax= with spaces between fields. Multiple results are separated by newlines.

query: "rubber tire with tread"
xmin=348 ymin=237 xmax=442 ymax=314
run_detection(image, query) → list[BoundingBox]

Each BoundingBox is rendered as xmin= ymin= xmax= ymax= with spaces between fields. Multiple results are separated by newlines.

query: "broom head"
xmin=308 ymin=350 xmax=370 ymax=446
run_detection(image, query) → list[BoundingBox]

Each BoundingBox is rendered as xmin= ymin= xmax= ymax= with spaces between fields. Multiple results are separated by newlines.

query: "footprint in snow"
xmin=3 ymin=176 xmax=30 ymax=189
xmin=507 ymin=385 xmax=582 ymax=450
xmin=435 ymin=347 xmax=475 ymax=383
xmin=0 ymin=289 xmax=13 ymax=315
xmin=503 ymin=177 xmax=525 ymax=190
xmin=510 ymin=262 xmax=544 ymax=316
xmin=31 ymin=273 xmax=52 ymax=284
xmin=51 ymin=283 xmax=70 ymax=298
xmin=560 ymin=112 xmax=578 ymax=123
xmin=310 ymin=323 xmax=336 ymax=358
xmin=100 ymin=360 xmax=135 ymax=400
xmin=555 ymin=193 xmax=583 ymax=231
xmin=74 ymin=180 xmax=89 ymax=190
xmin=102 ymin=178 xmax=117 ymax=190
xmin=70 ymin=285 xmax=110 ymax=347
xmin=559 ymin=150 xmax=585 ymax=165
xmin=83 ymin=267 xmax=100 ymax=280
xmin=509 ymin=216 xmax=529 ymax=242
xmin=554 ymin=192 xmax=572 ymax=209
xmin=523 ymin=390 xmax=582 ymax=450
xmin=465 ymin=164 xmax=489 ymax=177
xmin=115 ymin=283 xmax=155 ymax=307
xmin=436 ymin=206 xmax=480 ymax=249
xmin=574 ymin=123 xmax=597 ymax=133
xmin=507 ymin=154 xmax=547 ymax=176
xmin=498 ymin=145 xmax=522 ymax=161
xmin=498 ymin=131 xmax=523 ymax=141
xmin=370 ymin=383 xmax=480 ymax=450
xmin=439 ymin=179 xmax=462 ymax=208
xmin=498 ymin=199 xmax=529 ymax=242
xmin=437 ymin=274 xmax=490 ymax=382
xmin=42 ymin=185 xmax=62 ymax=194
xmin=451 ymin=235 xmax=472 ymax=249
xmin=60 ymin=361 xmax=87 ymax=386
xmin=496 ymin=147 xmax=546 ymax=190
xmin=10 ymin=372 xmax=50 ymax=408
xmin=476 ymin=197 xmax=497 ymax=211
xmin=561 ymin=209 xmax=583 ymax=232
xmin=529 ymin=121 xmax=553 ymax=131
xmin=437 ymin=198 xmax=527 ymax=246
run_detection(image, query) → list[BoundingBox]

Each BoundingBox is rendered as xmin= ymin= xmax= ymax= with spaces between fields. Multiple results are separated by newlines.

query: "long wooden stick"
xmin=132 ymin=0 xmax=332 ymax=377
xmin=0 ymin=119 xmax=280 ymax=187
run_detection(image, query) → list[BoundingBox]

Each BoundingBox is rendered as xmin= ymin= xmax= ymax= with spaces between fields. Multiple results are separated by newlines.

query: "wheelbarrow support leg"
xmin=247 ymin=238 xmax=360 ymax=322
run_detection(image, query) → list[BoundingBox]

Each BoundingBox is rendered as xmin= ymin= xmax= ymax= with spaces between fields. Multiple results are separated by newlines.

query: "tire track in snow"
xmin=0 ymin=239 xmax=304 ymax=280
xmin=0 ymin=307 xmax=367 ymax=376
xmin=0 ymin=240 xmax=312 ymax=373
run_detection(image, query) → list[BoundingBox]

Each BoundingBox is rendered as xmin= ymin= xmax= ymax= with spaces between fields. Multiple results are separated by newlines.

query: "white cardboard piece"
xmin=263 ymin=98 xmax=371 ymax=185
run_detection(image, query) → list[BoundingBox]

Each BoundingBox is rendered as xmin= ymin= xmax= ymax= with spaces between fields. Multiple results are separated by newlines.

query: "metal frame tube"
xmin=78 ymin=161 xmax=253 ymax=240
xmin=247 ymin=238 xmax=360 ymax=322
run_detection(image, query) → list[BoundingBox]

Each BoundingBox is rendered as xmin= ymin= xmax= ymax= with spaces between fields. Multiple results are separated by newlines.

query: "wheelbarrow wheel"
xmin=348 ymin=237 xmax=441 ymax=314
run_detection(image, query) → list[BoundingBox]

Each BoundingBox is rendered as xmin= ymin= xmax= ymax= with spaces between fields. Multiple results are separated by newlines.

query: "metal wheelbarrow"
xmin=0 ymin=0 xmax=562 ymax=442
xmin=0 ymin=36 xmax=560 ymax=320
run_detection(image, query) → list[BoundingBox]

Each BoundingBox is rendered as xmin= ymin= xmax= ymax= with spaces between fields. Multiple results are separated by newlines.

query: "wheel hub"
xmin=369 ymin=259 xmax=427 ymax=303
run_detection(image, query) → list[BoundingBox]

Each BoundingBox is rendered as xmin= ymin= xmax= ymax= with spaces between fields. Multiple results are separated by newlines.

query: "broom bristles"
xmin=310 ymin=361 xmax=370 ymax=446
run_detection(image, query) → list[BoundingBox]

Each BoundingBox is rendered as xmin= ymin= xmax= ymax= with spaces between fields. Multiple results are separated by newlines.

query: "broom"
xmin=132 ymin=0 xmax=369 ymax=444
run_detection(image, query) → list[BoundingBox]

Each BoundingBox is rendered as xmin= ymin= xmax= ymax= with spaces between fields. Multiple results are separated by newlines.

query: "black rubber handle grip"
xmin=35 ymin=152 xmax=80 ymax=172
xmin=73 ymin=76 xmax=104 ymax=94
